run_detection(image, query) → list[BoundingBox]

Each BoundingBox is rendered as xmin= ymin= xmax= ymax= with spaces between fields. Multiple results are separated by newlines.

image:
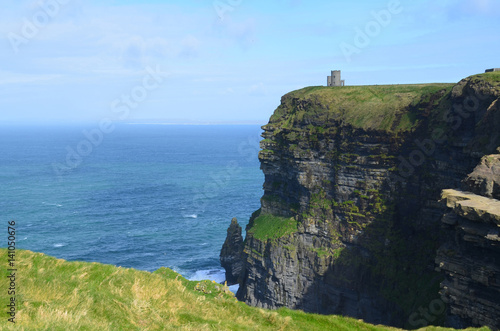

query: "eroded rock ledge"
xmin=436 ymin=157 xmax=500 ymax=330
xmin=441 ymin=189 xmax=500 ymax=226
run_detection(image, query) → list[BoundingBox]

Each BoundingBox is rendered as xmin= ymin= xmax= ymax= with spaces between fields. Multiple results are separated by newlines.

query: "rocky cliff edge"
xmin=221 ymin=72 xmax=500 ymax=329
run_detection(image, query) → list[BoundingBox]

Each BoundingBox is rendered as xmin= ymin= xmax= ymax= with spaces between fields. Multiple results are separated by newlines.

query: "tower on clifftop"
xmin=327 ymin=70 xmax=345 ymax=86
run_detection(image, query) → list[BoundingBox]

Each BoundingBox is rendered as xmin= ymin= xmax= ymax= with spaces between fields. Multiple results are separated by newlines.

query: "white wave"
xmin=42 ymin=202 xmax=62 ymax=207
xmin=184 ymin=214 xmax=198 ymax=219
xmin=53 ymin=243 xmax=66 ymax=248
xmin=189 ymin=269 xmax=225 ymax=283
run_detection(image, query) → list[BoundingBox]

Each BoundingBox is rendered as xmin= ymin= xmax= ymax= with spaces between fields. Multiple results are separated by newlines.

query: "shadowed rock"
xmin=465 ymin=154 xmax=500 ymax=200
xmin=437 ymin=165 xmax=500 ymax=330
xmin=220 ymin=218 xmax=244 ymax=285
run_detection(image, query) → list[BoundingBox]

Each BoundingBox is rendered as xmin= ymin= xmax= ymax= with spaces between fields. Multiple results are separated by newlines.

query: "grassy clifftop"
xmin=470 ymin=71 xmax=500 ymax=85
xmin=0 ymin=249 xmax=490 ymax=330
xmin=270 ymin=72 xmax=500 ymax=134
xmin=266 ymin=72 xmax=500 ymax=140
xmin=269 ymin=83 xmax=455 ymax=132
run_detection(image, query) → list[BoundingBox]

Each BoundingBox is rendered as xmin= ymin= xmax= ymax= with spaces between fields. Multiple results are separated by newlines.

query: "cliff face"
xmin=222 ymin=73 xmax=500 ymax=328
xmin=436 ymin=153 xmax=500 ymax=330
xmin=464 ymin=153 xmax=500 ymax=199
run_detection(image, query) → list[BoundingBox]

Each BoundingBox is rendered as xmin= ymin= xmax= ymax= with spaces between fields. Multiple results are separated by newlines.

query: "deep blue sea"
xmin=0 ymin=124 xmax=263 ymax=283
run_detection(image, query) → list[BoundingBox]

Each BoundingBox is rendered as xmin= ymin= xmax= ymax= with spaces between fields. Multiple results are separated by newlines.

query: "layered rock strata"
xmin=436 ymin=154 xmax=500 ymax=330
xmin=220 ymin=218 xmax=244 ymax=285
xmin=465 ymin=154 xmax=500 ymax=199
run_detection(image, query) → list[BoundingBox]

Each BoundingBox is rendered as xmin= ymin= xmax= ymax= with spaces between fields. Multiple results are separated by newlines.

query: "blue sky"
xmin=1 ymin=0 xmax=499 ymax=124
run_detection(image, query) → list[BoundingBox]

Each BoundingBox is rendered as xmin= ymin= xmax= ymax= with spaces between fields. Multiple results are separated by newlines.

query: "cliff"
xmin=436 ymin=153 xmax=500 ymax=329
xmin=221 ymin=72 xmax=500 ymax=329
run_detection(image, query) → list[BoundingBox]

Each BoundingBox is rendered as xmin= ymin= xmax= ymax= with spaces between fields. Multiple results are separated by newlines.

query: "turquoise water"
xmin=0 ymin=124 xmax=263 ymax=281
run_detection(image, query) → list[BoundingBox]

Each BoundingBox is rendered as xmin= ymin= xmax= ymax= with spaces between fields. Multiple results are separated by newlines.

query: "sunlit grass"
xmin=272 ymin=83 xmax=455 ymax=132
xmin=247 ymin=214 xmax=298 ymax=241
xmin=0 ymin=249 xmax=491 ymax=330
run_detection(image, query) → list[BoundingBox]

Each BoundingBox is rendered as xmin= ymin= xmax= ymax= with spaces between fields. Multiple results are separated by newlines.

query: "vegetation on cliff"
xmin=470 ymin=71 xmax=500 ymax=85
xmin=269 ymin=83 xmax=454 ymax=132
xmin=247 ymin=214 xmax=298 ymax=241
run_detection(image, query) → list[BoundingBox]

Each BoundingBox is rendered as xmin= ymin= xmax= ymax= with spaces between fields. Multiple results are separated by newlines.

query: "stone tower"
xmin=327 ymin=70 xmax=345 ymax=86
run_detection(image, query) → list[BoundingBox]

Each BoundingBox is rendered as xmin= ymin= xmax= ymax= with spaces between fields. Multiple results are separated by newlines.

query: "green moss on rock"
xmin=247 ymin=214 xmax=298 ymax=241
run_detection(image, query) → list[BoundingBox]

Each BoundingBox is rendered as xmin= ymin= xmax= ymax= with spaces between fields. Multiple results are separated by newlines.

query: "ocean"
xmin=0 ymin=124 xmax=263 ymax=283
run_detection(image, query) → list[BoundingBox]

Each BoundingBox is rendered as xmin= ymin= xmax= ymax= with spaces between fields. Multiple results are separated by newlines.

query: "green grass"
xmin=270 ymin=83 xmax=454 ymax=132
xmin=0 ymin=249 xmax=491 ymax=330
xmin=247 ymin=214 xmax=299 ymax=241
xmin=311 ymin=247 xmax=331 ymax=258
xmin=471 ymin=71 xmax=500 ymax=84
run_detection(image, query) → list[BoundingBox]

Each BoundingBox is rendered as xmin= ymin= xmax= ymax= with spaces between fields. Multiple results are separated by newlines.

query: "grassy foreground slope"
xmin=0 ymin=250 xmax=491 ymax=330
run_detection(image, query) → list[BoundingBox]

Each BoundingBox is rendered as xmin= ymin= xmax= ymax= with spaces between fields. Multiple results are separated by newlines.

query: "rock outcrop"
xmin=222 ymin=72 xmax=500 ymax=328
xmin=464 ymin=154 xmax=500 ymax=199
xmin=436 ymin=155 xmax=500 ymax=330
xmin=220 ymin=218 xmax=244 ymax=285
